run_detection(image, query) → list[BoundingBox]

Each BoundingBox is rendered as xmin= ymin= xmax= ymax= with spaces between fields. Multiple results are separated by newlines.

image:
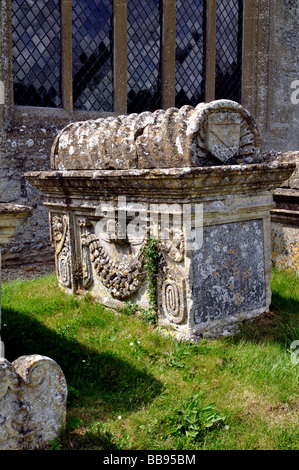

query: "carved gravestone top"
xmin=0 ymin=355 xmax=67 ymax=450
xmin=51 ymin=100 xmax=262 ymax=171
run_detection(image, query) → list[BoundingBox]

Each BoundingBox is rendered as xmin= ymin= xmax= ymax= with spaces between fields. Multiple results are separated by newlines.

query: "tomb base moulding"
xmin=25 ymin=100 xmax=296 ymax=340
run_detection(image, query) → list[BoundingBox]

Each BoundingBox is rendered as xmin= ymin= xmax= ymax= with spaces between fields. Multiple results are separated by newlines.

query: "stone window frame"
xmin=1 ymin=0 xmax=271 ymax=131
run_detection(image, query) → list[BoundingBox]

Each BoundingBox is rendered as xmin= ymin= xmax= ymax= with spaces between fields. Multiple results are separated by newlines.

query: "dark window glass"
xmin=72 ymin=0 xmax=113 ymax=112
xmin=215 ymin=0 xmax=243 ymax=102
xmin=11 ymin=0 xmax=243 ymax=112
xmin=175 ymin=0 xmax=206 ymax=108
xmin=12 ymin=0 xmax=62 ymax=107
xmin=127 ymin=0 xmax=162 ymax=113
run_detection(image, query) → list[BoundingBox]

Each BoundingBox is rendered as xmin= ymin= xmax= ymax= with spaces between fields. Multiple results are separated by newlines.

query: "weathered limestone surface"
xmin=266 ymin=151 xmax=299 ymax=273
xmin=0 ymin=355 xmax=67 ymax=450
xmin=271 ymin=221 xmax=299 ymax=273
xmin=192 ymin=220 xmax=266 ymax=326
xmin=265 ymin=1 xmax=299 ymax=151
xmin=0 ymin=203 xmax=32 ymax=244
xmin=0 ymin=113 xmax=69 ymax=267
xmin=25 ymin=100 xmax=296 ymax=340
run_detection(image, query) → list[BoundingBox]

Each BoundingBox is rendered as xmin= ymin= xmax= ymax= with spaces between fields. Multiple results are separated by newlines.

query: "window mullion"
xmin=61 ymin=0 xmax=73 ymax=111
xmin=113 ymin=0 xmax=127 ymax=114
xmin=205 ymin=0 xmax=216 ymax=103
xmin=161 ymin=0 xmax=176 ymax=110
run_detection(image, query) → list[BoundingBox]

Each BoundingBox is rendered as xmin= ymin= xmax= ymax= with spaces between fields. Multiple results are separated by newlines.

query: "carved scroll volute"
xmin=78 ymin=217 xmax=94 ymax=289
xmin=159 ymin=229 xmax=187 ymax=325
xmin=51 ymin=214 xmax=72 ymax=289
xmin=162 ymin=279 xmax=187 ymax=325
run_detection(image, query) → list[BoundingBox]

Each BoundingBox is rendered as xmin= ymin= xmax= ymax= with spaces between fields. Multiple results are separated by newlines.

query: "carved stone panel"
xmin=207 ymin=112 xmax=242 ymax=162
xmin=192 ymin=219 xmax=266 ymax=326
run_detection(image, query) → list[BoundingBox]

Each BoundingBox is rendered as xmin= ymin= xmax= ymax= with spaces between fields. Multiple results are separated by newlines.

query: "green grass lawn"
xmin=1 ymin=268 xmax=298 ymax=450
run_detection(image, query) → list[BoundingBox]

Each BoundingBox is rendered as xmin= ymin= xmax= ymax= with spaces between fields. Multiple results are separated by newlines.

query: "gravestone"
xmin=0 ymin=355 xmax=67 ymax=450
xmin=25 ymin=100 xmax=296 ymax=340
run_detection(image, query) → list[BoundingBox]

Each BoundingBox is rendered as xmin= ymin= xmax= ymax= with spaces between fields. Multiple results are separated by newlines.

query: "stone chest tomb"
xmin=25 ymin=100 xmax=295 ymax=340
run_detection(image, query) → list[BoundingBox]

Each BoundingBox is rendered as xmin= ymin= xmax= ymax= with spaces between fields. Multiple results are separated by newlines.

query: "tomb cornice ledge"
xmin=25 ymin=162 xmax=296 ymax=203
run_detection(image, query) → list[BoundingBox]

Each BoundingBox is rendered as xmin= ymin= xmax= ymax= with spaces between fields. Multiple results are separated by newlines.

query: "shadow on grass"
xmin=270 ymin=290 xmax=299 ymax=317
xmin=230 ymin=290 xmax=299 ymax=347
xmin=2 ymin=306 xmax=164 ymax=414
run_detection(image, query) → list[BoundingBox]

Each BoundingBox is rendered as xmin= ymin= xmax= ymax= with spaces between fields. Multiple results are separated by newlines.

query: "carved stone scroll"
xmin=78 ymin=218 xmax=94 ymax=289
xmin=51 ymin=100 xmax=262 ymax=171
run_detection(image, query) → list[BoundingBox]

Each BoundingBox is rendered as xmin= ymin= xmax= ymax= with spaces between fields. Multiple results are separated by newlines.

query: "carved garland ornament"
xmin=79 ymin=217 xmax=148 ymax=300
xmin=79 ymin=218 xmax=187 ymax=322
xmin=86 ymin=232 xmax=147 ymax=300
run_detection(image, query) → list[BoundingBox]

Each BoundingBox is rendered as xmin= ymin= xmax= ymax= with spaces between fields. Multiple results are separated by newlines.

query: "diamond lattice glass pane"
xmin=72 ymin=0 xmax=113 ymax=112
xmin=215 ymin=0 xmax=243 ymax=102
xmin=12 ymin=0 xmax=62 ymax=107
xmin=175 ymin=0 xmax=206 ymax=108
xmin=127 ymin=0 xmax=162 ymax=113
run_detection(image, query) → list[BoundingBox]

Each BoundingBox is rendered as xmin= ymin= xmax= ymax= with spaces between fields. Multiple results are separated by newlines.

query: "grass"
xmin=1 ymin=268 xmax=298 ymax=450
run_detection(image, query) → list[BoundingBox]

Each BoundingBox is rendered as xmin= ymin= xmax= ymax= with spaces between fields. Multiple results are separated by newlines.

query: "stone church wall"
xmin=0 ymin=0 xmax=298 ymax=267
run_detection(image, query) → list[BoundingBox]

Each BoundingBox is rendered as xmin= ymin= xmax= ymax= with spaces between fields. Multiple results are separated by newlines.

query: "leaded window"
xmin=12 ymin=0 xmax=243 ymax=113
